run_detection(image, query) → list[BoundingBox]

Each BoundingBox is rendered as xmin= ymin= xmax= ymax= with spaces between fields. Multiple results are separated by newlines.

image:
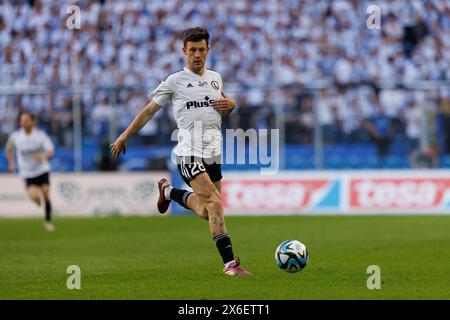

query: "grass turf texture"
xmin=0 ymin=215 xmax=449 ymax=299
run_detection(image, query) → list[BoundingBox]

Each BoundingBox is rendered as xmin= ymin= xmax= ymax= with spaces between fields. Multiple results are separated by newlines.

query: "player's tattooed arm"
xmin=212 ymin=92 xmax=235 ymax=118
xmin=111 ymin=100 xmax=162 ymax=160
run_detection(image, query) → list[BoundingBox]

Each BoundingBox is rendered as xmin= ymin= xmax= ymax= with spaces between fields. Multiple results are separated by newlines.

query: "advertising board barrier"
xmin=0 ymin=172 xmax=169 ymax=217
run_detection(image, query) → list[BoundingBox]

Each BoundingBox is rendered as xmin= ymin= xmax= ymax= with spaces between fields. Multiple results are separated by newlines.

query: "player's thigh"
xmin=26 ymin=185 xmax=41 ymax=200
xmin=213 ymin=180 xmax=221 ymax=194
xmin=190 ymin=172 xmax=221 ymax=203
xmin=193 ymin=180 xmax=220 ymax=218
xmin=204 ymin=159 xmax=222 ymax=192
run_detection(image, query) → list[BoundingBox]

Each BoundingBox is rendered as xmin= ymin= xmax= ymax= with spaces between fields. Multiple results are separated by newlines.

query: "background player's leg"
xmin=26 ymin=185 xmax=42 ymax=207
xmin=41 ymin=184 xmax=52 ymax=223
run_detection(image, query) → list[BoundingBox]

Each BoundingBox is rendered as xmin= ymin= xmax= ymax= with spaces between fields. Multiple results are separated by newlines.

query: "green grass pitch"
xmin=0 ymin=215 xmax=449 ymax=299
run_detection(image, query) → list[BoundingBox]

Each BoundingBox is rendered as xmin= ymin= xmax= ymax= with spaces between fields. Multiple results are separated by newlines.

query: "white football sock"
xmin=164 ymin=185 xmax=173 ymax=200
xmin=224 ymin=259 xmax=236 ymax=269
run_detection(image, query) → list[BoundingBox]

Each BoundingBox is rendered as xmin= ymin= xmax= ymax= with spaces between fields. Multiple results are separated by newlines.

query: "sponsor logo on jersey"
xmin=187 ymin=83 xmax=194 ymax=88
xmin=20 ymin=147 xmax=40 ymax=157
xmin=198 ymin=81 xmax=208 ymax=87
xmin=186 ymin=96 xmax=215 ymax=110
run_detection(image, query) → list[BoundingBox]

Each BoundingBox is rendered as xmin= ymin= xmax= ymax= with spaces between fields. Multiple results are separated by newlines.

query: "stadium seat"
xmin=324 ymin=154 xmax=346 ymax=169
xmin=384 ymin=155 xmax=409 ymax=169
xmin=439 ymin=155 xmax=450 ymax=168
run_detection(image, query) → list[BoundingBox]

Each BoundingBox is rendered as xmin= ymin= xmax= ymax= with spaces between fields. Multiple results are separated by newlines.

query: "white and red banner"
xmin=222 ymin=176 xmax=337 ymax=214
xmin=221 ymin=171 xmax=450 ymax=215
xmin=2 ymin=170 xmax=450 ymax=217
xmin=0 ymin=172 xmax=170 ymax=217
xmin=350 ymin=178 xmax=450 ymax=211
xmin=0 ymin=175 xmax=42 ymax=217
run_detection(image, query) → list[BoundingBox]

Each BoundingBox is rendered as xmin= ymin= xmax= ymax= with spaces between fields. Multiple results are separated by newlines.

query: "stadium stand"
xmin=1 ymin=0 xmax=450 ymax=170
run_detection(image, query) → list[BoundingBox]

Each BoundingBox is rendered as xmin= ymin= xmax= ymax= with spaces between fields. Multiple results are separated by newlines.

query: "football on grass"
xmin=275 ymin=240 xmax=308 ymax=273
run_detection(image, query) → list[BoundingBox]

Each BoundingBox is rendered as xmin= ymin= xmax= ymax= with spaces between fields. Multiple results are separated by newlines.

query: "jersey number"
xmin=189 ymin=162 xmax=206 ymax=176
xmin=182 ymin=161 xmax=206 ymax=179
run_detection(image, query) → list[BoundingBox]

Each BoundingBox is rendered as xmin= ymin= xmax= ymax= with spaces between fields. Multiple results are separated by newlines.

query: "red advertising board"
xmin=350 ymin=178 xmax=450 ymax=210
xmin=222 ymin=179 xmax=332 ymax=212
xmin=220 ymin=172 xmax=450 ymax=214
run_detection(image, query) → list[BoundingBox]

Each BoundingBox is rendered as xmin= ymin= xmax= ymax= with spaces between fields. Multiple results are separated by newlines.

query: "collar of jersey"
xmin=21 ymin=128 xmax=35 ymax=135
xmin=183 ymin=67 xmax=208 ymax=77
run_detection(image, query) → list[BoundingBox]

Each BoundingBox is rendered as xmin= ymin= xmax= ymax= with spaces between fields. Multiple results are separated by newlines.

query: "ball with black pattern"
xmin=275 ymin=240 xmax=309 ymax=273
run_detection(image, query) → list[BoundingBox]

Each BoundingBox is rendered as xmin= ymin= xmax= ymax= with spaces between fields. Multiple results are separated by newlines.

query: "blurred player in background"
xmin=111 ymin=27 xmax=252 ymax=276
xmin=5 ymin=112 xmax=55 ymax=231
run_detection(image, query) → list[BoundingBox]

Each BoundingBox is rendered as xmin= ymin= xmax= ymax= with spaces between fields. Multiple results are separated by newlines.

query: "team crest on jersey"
xmin=211 ymin=81 xmax=219 ymax=90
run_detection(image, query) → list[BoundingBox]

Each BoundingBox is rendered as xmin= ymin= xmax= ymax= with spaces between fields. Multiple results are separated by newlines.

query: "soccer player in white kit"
xmin=111 ymin=27 xmax=251 ymax=276
xmin=5 ymin=112 xmax=55 ymax=231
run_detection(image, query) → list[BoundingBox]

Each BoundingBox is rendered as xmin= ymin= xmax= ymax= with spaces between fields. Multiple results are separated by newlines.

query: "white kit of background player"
xmin=5 ymin=112 xmax=55 ymax=231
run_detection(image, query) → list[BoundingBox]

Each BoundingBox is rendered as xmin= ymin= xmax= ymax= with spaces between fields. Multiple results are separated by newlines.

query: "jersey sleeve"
xmin=149 ymin=74 xmax=176 ymax=107
xmin=41 ymin=132 xmax=55 ymax=153
xmin=5 ymin=132 xmax=16 ymax=150
xmin=218 ymin=73 xmax=223 ymax=91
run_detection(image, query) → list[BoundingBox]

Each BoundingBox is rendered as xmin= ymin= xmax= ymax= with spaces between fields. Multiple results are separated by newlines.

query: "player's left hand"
xmin=34 ymin=153 xmax=47 ymax=162
xmin=212 ymin=92 xmax=235 ymax=115
xmin=110 ymin=136 xmax=127 ymax=161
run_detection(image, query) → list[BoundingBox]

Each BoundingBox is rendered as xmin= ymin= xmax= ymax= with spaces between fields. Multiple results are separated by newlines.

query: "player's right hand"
xmin=110 ymin=137 xmax=127 ymax=161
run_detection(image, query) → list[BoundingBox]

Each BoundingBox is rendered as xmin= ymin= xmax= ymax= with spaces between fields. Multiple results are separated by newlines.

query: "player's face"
xmin=20 ymin=114 xmax=34 ymax=131
xmin=183 ymin=40 xmax=209 ymax=74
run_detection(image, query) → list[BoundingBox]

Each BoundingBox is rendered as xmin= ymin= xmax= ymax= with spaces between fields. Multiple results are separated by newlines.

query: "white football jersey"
xmin=150 ymin=67 xmax=223 ymax=158
xmin=6 ymin=128 xmax=54 ymax=179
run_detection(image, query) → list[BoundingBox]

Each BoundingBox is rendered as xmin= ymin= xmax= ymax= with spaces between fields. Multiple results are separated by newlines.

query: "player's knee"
xmin=204 ymin=193 xmax=223 ymax=215
xmin=201 ymin=206 xmax=209 ymax=220
xmin=28 ymin=191 xmax=40 ymax=204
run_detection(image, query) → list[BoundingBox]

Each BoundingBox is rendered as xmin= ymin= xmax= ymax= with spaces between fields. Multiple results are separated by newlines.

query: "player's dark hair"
xmin=183 ymin=27 xmax=209 ymax=48
xmin=19 ymin=111 xmax=36 ymax=121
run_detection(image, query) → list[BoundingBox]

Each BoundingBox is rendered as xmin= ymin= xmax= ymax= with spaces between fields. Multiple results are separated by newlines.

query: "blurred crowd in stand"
xmin=1 ymin=0 xmax=450 ymax=169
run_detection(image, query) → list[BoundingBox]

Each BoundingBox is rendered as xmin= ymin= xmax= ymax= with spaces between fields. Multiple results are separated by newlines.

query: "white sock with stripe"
xmin=224 ymin=259 xmax=236 ymax=269
xmin=164 ymin=185 xmax=173 ymax=200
